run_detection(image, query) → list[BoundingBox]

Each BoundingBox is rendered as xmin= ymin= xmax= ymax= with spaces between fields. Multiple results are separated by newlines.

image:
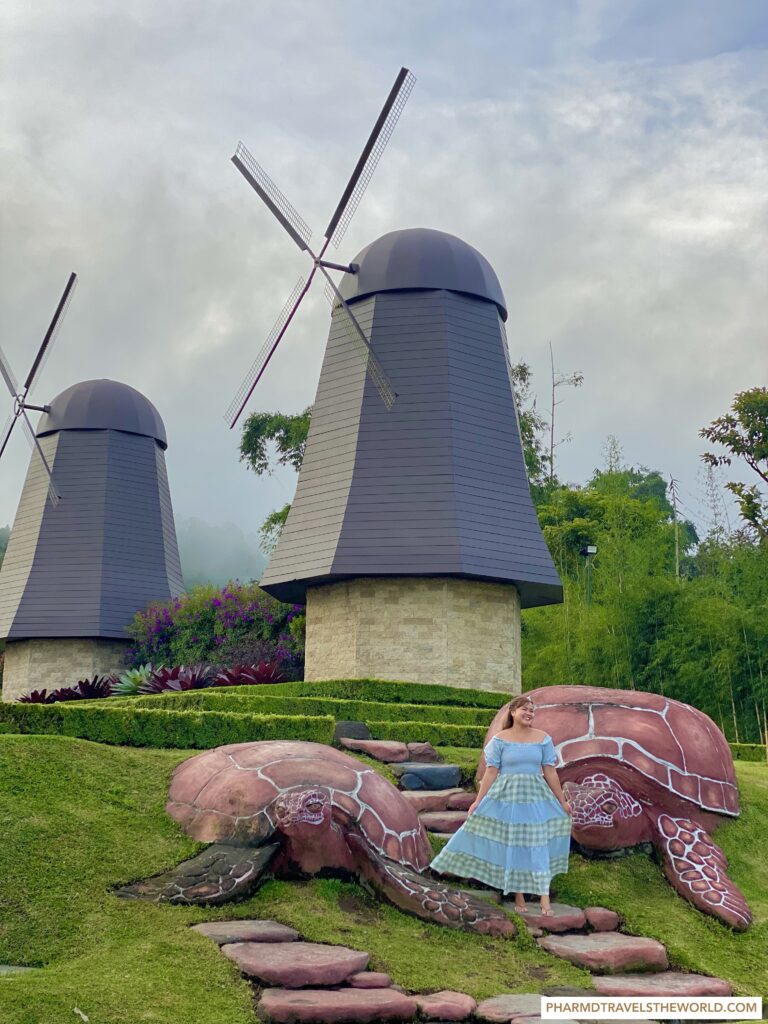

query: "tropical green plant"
xmin=112 ymin=663 xmax=154 ymax=696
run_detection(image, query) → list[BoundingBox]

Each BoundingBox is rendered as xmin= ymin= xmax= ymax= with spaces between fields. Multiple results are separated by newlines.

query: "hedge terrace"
xmin=0 ymin=703 xmax=334 ymax=749
xmin=112 ymin=690 xmax=497 ymax=726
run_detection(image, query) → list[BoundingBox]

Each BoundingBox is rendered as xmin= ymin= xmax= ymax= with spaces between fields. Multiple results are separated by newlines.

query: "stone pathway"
xmin=192 ymin=732 xmax=735 ymax=1022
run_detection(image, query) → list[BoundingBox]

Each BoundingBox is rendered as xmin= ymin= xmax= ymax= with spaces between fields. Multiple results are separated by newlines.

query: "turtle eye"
xmin=602 ymin=800 xmax=617 ymax=814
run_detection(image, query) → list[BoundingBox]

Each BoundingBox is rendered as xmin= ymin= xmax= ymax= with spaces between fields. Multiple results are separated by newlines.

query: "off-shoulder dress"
xmin=430 ymin=734 xmax=571 ymax=895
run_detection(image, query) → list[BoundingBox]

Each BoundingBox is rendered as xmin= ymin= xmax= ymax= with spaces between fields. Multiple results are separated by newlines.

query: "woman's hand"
xmin=561 ymin=799 xmax=572 ymax=815
xmin=467 ymin=798 xmax=480 ymax=816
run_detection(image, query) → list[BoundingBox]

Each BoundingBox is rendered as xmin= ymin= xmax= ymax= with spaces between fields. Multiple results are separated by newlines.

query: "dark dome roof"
xmin=36 ymin=379 xmax=168 ymax=449
xmin=338 ymin=227 xmax=507 ymax=321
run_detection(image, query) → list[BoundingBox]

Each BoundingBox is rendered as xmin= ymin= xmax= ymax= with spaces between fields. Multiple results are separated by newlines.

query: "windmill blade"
xmin=324 ymin=67 xmax=415 ymax=249
xmin=24 ymin=272 xmax=77 ymax=394
xmin=0 ymin=342 xmax=20 ymax=399
xmin=0 ymin=414 xmax=17 ymax=460
xmin=225 ymin=274 xmax=314 ymax=429
xmin=20 ymin=409 xmax=60 ymax=506
xmin=321 ymin=268 xmax=396 ymax=410
xmin=232 ymin=144 xmax=312 ymax=253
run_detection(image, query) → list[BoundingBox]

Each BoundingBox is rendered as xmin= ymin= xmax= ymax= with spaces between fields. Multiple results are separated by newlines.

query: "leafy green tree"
xmin=701 ymin=387 xmax=768 ymax=542
xmin=239 ymin=408 xmax=312 ymax=476
xmin=239 ymin=408 xmax=311 ymax=551
xmin=509 ymin=362 xmax=551 ymax=495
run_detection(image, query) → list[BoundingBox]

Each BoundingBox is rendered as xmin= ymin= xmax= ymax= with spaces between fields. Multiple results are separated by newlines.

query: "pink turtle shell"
xmin=481 ymin=686 xmax=739 ymax=817
xmin=167 ymin=740 xmax=433 ymax=871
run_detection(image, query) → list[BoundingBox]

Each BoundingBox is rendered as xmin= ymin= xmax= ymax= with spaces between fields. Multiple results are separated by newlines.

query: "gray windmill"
xmin=229 ymin=72 xmax=562 ymax=692
xmin=0 ymin=279 xmax=184 ymax=701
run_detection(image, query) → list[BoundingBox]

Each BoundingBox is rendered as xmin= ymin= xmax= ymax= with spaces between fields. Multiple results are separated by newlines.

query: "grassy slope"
xmin=0 ymin=736 xmax=584 ymax=1024
xmin=0 ymin=737 xmax=765 ymax=1024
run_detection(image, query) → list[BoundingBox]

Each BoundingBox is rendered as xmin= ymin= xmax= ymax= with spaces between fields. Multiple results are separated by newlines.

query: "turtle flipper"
xmin=346 ymin=834 xmax=515 ymax=936
xmin=651 ymin=812 xmax=751 ymax=930
xmin=116 ymin=842 xmax=279 ymax=904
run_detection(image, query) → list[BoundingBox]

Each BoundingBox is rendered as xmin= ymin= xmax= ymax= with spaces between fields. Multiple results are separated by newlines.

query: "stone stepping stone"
xmin=221 ymin=940 xmax=368 ymax=987
xmin=446 ymin=790 xmax=475 ymax=810
xmin=338 ymin=739 xmax=410 ymax=763
xmin=348 ymin=971 xmax=392 ymax=988
xmin=419 ymin=810 xmax=468 ymax=833
xmin=257 ymin=986 xmax=418 ymax=1022
xmin=537 ymin=933 xmax=668 ymax=974
xmin=593 ymin=971 xmax=733 ymax=996
xmin=192 ymin=919 xmax=299 ymax=945
xmin=334 ymin=721 xmax=372 ymax=743
xmin=429 ymin=831 xmax=457 ymax=842
xmin=503 ymin=902 xmax=586 ymax=933
xmin=475 ymin=993 xmax=545 ymax=1021
xmin=406 ymin=742 xmax=442 ymax=763
xmin=584 ymin=906 xmax=620 ymax=932
xmin=402 ymin=788 xmax=469 ymax=812
xmin=415 ymin=989 xmax=478 ymax=1020
xmin=390 ymin=763 xmax=462 ymax=790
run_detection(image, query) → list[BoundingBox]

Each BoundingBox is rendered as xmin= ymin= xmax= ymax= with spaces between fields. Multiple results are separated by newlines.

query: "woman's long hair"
xmin=496 ymin=694 xmax=535 ymax=731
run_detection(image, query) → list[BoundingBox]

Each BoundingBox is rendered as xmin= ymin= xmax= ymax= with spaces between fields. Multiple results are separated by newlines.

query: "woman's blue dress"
xmin=430 ymin=735 xmax=571 ymax=895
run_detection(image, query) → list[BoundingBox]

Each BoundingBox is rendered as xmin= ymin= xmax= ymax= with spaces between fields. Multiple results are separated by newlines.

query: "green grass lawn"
xmin=0 ymin=735 xmax=765 ymax=1024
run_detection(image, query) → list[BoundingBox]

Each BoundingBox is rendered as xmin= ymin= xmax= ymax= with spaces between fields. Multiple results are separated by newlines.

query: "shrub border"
xmin=0 ymin=703 xmax=333 ymax=749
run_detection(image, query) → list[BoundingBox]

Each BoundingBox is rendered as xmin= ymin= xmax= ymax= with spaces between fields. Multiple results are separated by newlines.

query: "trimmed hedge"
xmin=368 ymin=719 xmax=488 ymax=748
xmin=730 ymin=743 xmax=767 ymax=763
xmin=231 ymin=679 xmax=509 ymax=708
xmin=114 ymin=690 xmax=496 ymax=726
xmin=0 ymin=703 xmax=333 ymax=749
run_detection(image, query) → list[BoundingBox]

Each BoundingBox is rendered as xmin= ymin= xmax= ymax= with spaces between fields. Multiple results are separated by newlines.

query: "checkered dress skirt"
xmin=430 ymin=736 xmax=571 ymax=895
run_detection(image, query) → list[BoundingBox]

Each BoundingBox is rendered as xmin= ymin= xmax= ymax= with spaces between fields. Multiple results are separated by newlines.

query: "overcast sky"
xmin=1 ymin=0 xmax=766 ymax=546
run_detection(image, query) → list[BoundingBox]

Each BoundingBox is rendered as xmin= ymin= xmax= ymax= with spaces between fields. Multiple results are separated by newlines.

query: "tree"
xmin=0 ymin=525 xmax=9 ymax=570
xmin=701 ymin=387 xmax=768 ymax=543
xmin=239 ymin=408 xmax=312 ymax=476
xmin=239 ymin=409 xmax=311 ymax=551
xmin=509 ymin=361 xmax=551 ymax=495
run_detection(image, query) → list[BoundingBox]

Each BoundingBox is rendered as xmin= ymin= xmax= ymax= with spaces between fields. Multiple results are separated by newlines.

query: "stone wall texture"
xmin=305 ymin=577 xmax=521 ymax=693
xmin=1 ymin=638 xmax=131 ymax=702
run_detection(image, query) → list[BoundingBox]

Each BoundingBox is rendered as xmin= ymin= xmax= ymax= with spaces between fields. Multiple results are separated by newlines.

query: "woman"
xmin=430 ymin=695 xmax=571 ymax=915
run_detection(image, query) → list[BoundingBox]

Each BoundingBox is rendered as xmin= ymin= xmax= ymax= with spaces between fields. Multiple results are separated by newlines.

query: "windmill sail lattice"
xmin=0 ymin=271 xmax=78 ymax=505
xmin=226 ymin=67 xmax=414 ymax=429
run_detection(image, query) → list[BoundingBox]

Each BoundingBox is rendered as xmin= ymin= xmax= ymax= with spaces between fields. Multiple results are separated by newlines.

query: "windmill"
xmin=225 ymin=67 xmax=415 ymax=429
xmin=0 ymin=272 xmax=78 ymax=505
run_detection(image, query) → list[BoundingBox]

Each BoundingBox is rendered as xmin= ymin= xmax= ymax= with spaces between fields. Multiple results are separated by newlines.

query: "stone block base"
xmin=1 ymin=638 xmax=131 ymax=702
xmin=304 ymin=577 xmax=520 ymax=693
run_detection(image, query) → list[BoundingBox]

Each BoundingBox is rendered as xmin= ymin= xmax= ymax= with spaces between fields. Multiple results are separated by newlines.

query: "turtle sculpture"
xmin=118 ymin=740 xmax=514 ymax=936
xmin=478 ymin=686 xmax=751 ymax=930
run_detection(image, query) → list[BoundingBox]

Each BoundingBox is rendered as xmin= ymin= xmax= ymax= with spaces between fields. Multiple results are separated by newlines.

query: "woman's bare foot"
xmin=513 ymin=895 xmax=528 ymax=913
xmin=540 ymin=896 xmax=554 ymax=916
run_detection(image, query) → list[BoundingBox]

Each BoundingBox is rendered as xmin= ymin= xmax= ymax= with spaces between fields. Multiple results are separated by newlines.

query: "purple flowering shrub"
xmin=127 ymin=581 xmax=304 ymax=678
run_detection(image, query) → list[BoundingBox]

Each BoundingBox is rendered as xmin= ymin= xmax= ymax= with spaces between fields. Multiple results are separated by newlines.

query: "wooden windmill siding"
xmin=260 ymin=229 xmax=562 ymax=690
xmin=0 ymin=379 xmax=183 ymax=700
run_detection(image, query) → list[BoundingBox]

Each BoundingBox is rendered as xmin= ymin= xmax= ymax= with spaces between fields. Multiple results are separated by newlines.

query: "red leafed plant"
xmin=212 ymin=660 xmax=289 ymax=687
xmin=139 ymin=664 xmax=214 ymax=694
xmin=17 ymin=689 xmax=55 ymax=704
xmin=18 ymin=676 xmax=115 ymax=703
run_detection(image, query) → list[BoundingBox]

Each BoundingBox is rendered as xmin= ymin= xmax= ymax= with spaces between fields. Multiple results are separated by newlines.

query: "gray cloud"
xmin=1 ymin=1 xmax=766 ymax=549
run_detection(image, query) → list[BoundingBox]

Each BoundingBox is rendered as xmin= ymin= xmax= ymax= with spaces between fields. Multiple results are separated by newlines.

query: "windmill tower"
xmin=228 ymin=70 xmax=562 ymax=692
xmin=0 ymin=376 xmax=184 ymax=700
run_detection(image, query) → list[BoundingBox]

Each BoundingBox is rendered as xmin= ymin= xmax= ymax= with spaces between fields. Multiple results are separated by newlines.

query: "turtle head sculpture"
xmin=478 ymin=686 xmax=751 ymax=931
xmin=117 ymin=740 xmax=514 ymax=937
